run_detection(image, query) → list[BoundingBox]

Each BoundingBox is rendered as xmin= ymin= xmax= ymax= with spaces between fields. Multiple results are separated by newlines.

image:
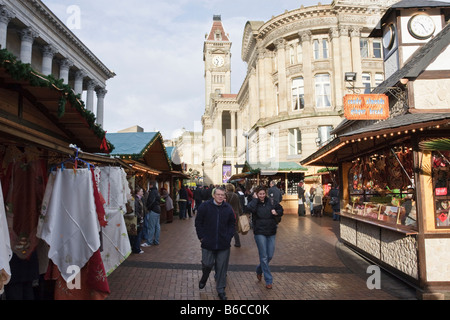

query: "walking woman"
xmin=246 ymin=186 xmax=283 ymax=289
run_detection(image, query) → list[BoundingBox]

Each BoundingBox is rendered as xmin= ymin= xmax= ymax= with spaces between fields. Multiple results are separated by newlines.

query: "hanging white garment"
xmin=0 ymin=180 xmax=12 ymax=294
xmin=98 ymin=167 xmax=131 ymax=275
xmin=38 ymin=169 xmax=100 ymax=282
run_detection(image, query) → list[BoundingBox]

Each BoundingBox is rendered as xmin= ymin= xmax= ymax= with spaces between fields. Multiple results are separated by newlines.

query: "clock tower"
xmin=203 ymin=15 xmax=232 ymax=111
xmin=372 ymin=0 xmax=450 ymax=79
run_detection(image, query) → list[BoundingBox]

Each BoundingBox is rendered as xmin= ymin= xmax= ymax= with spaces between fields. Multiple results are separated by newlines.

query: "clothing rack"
xmin=52 ymin=144 xmax=95 ymax=171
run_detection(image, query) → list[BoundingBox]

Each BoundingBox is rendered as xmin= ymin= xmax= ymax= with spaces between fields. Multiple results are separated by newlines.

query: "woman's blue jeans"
xmin=254 ymin=234 xmax=276 ymax=285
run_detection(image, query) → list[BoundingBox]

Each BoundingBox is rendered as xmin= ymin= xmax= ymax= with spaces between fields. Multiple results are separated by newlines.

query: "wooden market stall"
xmin=302 ymin=10 xmax=450 ymax=297
xmin=106 ymin=132 xmax=189 ymax=222
xmin=0 ymin=49 xmax=133 ymax=300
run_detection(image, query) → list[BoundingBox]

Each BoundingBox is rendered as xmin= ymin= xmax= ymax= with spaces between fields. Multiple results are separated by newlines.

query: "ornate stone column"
xmin=19 ymin=27 xmax=38 ymax=64
xmin=274 ymin=38 xmax=288 ymax=114
xmin=230 ymin=111 xmax=236 ymax=152
xmin=96 ymin=88 xmax=107 ymax=127
xmin=0 ymin=6 xmax=14 ymax=49
xmin=86 ymin=79 xmax=97 ymax=113
xmin=74 ymin=70 xmax=86 ymax=95
xmin=41 ymin=45 xmax=57 ymax=75
xmin=350 ymin=26 xmax=363 ymax=88
xmin=59 ymin=59 xmax=73 ymax=84
xmin=299 ymin=30 xmax=313 ymax=111
xmin=329 ymin=27 xmax=343 ymax=110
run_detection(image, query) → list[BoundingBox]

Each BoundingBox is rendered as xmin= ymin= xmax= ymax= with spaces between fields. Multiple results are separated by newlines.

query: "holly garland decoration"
xmin=0 ymin=48 xmax=114 ymax=153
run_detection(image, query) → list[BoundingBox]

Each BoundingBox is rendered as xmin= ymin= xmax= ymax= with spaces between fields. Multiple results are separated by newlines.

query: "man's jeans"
xmin=145 ymin=210 xmax=160 ymax=245
xmin=254 ymin=234 xmax=276 ymax=285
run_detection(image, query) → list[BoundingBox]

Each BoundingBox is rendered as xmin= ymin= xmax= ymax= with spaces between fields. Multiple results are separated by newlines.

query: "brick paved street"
xmin=106 ymin=213 xmax=416 ymax=301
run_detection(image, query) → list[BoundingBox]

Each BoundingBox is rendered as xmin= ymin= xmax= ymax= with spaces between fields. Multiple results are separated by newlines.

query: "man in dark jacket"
xmin=195 ymin=187 xmax=236 ymax=300
xmin=142 ymin=181 xmax=161 ymax=247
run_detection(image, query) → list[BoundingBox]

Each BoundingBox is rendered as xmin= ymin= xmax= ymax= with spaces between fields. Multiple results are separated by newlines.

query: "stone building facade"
xmin=200 ymin=0 xmax=399 ymax=185
xmin=0 ymin=0 xmax=115 ymax=127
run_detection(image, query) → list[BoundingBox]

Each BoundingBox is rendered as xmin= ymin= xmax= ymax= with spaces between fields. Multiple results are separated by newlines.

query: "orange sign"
xmin=344 ymin=94 xmax=389 ymax=120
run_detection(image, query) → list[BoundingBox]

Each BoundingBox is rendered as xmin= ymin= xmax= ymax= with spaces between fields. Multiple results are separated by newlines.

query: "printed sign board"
xmin=344 ymin=94 xmax=390 ymax=120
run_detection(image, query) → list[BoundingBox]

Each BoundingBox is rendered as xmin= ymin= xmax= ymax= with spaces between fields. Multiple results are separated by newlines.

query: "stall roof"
xmin=302 ymin=113 xmax=450 ymax=167
xmin=247 ymin=161 xmax=308 ymax=174
xmin=107 ymin=132 xmax=172 ymax=172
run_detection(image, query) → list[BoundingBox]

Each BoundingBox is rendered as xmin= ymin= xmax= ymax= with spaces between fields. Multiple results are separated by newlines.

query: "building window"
xmin=315 ymin=74 xmax=331 ymax=108
xmin=289 ymin=128 xmax=302 ymax=155
xmin=313 ymin=39 xmax=329 ymax=60
xmin=297 ymin=43 xmax=303 ymax=63
xmin=317 ymin=126 xmax=333 ymax=146
xmin=360 ymin=39 xmax=369 ymax=58
xmin=313 ymin=40 xmax=320 ymax=60
xmin=375 ymin=73 xmax=384 ymax=86
xmin=292 ymin=77 xmax=305 ymax=111
xmin=373 ymin=40 xmax=382 ymax=58
xmin=289 ymin=46 xmax=295 ymax=65
xmin=362 ymin=72 xmax=371 ymax=93
xmin=322 ymin=39 xmax=329 ymax=59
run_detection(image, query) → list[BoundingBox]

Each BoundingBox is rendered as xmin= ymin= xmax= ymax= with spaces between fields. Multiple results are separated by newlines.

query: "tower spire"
xmin=207 ymin=15 xmax=229 ymax=42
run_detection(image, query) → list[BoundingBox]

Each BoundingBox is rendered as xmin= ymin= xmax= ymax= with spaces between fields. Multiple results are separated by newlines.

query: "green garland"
xmin=0 ymin=48 xmax=114 ymax=153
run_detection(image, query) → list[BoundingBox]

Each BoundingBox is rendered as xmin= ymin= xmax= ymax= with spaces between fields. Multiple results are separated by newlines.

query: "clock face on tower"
xmin=408 ymin=14 xmax=435 ymax=40
xmin=213 ymin=56 xmax=224 ymax=67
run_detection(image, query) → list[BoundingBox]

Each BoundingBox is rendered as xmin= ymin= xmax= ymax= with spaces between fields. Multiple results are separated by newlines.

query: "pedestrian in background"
xmin=132 ymin=187 xmax=145 ymax=254
xmin=297 ymin=181 xmax=306 ymax=217
xmin=312 ymin=184 xmax=324 ymax=217
xmin=268 ymin=180 xmax=282 ymax=204
xmin=142 ymin=180 xmax=161 ymax=247
xmin=225 ymin=183 xmax=243 ymax=248
xmin=162 ymin=188 xmax=174 ymax=223
xmin=178 ymin=185 xmax=188 ymax=220
xmin=195 ymin=187 xmax=236 ymax=300
xmin=193 ymin=186 xmax=203 ymax=213
xmin=247 ymin=186 xmax=283 ymax=289
xmin=187 ymin=186 xmax=194 ymax=218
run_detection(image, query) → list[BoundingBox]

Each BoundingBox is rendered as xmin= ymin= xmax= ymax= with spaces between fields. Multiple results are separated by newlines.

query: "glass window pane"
xmin=296 ymin=129 xmax=302 ymax=154
xmin=373 ymin=41 xmax=382 ymax=58
xmin=313 ymin=40 xmax=320 ymax=59
xmin=292 ymin=77 xmax=304 ymax=110
xmin=297 ymin=43 xmax=303 ymax=63
xmin=362 ymin=73 xmax=371 ymax=94
xmin=360 ymin=39 xmax=369 ymax=58
xmin=322 ymin=39 xmax=328 ymax=59
xmin=315 ymin=74 xmax=331 ymax=108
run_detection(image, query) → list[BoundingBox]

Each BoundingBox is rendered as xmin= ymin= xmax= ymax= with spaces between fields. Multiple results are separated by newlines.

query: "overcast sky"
xmin=41 ymin=0 xmax=350 ymax=140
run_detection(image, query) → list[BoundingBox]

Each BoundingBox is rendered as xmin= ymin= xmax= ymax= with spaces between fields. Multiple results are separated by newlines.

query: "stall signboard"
xmin=344 ymin=94 xmax=390 ymax=120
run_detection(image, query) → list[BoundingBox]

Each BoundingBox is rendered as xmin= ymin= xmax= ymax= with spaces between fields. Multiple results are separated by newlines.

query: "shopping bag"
xmin=239 ymin=214 xmax=250 ymax=235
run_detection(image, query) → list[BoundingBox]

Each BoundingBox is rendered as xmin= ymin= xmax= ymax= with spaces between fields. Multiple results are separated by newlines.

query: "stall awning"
xmin=228 ymin=172 xmax=255 ymax=183
xmin=246 ymin=161 xmax=308 ymax=175
xmin=107 ymin=132 xmax=173 ymax=172
xmin=302 ymin=113 xmax=450 ymax=167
